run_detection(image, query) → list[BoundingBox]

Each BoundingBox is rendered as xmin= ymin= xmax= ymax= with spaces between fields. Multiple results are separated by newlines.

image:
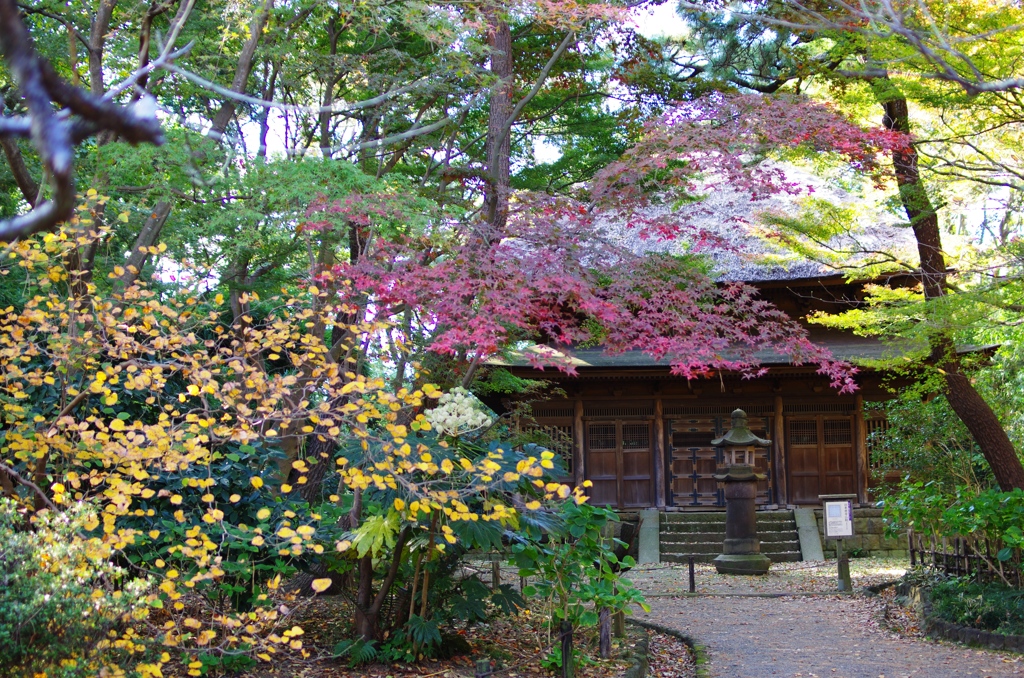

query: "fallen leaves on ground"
xmin=647 ymin=632 xmax=696 ymax=677
xmin=231 ymin=594 xmax=634 ymax=678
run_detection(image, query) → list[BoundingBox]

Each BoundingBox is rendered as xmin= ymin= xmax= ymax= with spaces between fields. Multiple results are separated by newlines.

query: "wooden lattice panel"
xmin=788 ymin=416 xmax=855 ymax=503
xmin=668 ymin=415 xmax=773 ymax=507
xmin=668 ymin=417 xmax=723 ymax=507
xmin=523 ymin=423 xmax=574 ymax=477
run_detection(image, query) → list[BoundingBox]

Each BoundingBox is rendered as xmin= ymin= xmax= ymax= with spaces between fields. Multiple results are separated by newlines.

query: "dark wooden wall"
xmin=518 ymin=372 xmax=889 ymax=508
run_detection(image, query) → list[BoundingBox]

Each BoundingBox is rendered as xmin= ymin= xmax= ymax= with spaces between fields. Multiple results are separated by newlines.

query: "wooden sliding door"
xmin=585 ymin=420 xmax=654 ymax=508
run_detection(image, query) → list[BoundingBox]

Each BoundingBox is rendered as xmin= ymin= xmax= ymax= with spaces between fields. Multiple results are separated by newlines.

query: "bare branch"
xmin=503 ymin=30 xmax=576 ymax=135
xmin=0 ymin=462 xmax=58 ymax=512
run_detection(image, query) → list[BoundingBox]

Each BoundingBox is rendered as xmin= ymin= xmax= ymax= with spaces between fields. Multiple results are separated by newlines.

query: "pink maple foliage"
xmin=325 ymin=192 xmax=858 ymax=392
xmin=591 ymin=92 xmax=909 ymax=239
xmin=305 ymin=93 xmax=908 ymax=394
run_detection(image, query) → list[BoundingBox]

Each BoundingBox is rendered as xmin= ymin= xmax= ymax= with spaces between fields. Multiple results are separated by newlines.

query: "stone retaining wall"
xmin=813 ymin=508 xmax=908 ymax=558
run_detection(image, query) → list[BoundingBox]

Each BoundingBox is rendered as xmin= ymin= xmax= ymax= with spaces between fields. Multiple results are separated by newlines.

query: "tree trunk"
xmin=874 ymin=77 xmax=1024 ymax=490
xmin=0 ymin=137 xmax=38 ymax=206
xmin=113 ymin=200 xmax=171 ymax=293
xmin=209 ymin=0 xmax=274 ymax=140
xmin=482 ymin=9 xmax=512 ymax=239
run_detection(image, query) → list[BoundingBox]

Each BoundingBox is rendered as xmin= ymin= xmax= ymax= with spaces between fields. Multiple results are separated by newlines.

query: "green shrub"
xmin=0 ymin=499 xmax=152 ymax=677
xmin=929 ymin=577 xmax=1024 ymax=636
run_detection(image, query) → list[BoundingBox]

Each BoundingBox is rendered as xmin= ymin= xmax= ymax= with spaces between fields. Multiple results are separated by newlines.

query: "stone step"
xmin=661 ymin=539 xmax=801 ymax=552
xmin=661 ymin=511 xmax=794 ymax=523
xmin=661 ymin=551 xmax=802 ymax=564
xmin=659 ymin=516 xmax=794 ymax=524
xmin=660 ymin=521 xmax=796 ymax=534
xmin=660 ymin=531 xmax=799 ymax=544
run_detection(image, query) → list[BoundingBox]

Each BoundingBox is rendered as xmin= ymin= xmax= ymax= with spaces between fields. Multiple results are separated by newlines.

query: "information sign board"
xmin=823 ymin=499 xmax=853 ymax=538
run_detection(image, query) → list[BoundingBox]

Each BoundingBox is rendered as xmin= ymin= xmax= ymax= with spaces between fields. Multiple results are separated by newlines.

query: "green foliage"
xmin=119 ymin=441 xmax=324 ymax=611
xmin=929 ymin=576 xmax=1024 ymax=636
xmin=0 ymin=499 xmax=152 ymax=678
xmin=870 ymin=395 xmax=996 ymax=496
xmin=512 ymin=501 xmax=648 ymax=632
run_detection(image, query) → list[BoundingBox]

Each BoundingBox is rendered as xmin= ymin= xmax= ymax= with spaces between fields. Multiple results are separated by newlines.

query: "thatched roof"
xmin=597 ymin=164 xmax=918 ymax=283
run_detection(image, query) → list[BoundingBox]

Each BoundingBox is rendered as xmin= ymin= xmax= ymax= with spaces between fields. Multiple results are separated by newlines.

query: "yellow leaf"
xmin=170 ymin=494 xmax=182 ymax=505
xmin=256 ymin=507 xmax=271 ymax=520
xmin=250 ymin=476 xmax=264 ymax=489
xmin=118 ymin=211 xmax=130 ymax=223
xmin=310 ymin=578 xmax=332 ymax=593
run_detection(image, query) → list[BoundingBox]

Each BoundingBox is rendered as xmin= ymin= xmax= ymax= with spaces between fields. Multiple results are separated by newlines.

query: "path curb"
xmin=627 ymin=618 xmax=710 ymax=678
xmin=621 ymin=626 xmax=649 ymax=678
xmin=898 ymin=583 xmax=1024 ymax=653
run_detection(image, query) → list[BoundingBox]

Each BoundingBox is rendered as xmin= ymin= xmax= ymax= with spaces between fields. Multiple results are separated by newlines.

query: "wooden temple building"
xmin=489 ymin=273 xmax=902 ymax=510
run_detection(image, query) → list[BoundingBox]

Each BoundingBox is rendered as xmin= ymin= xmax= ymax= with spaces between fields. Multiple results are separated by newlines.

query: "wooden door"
xmin=786 ymin=416 xmax=856 ymax=504
xmin=668 ymin=417 xmax=723 ymax=507
xmin=621 ymin=422 xmax=654 ymax=507
xmin=585 ymin=421 xmax=653 ymax=508
xmin=667 ymin=414 xmax=773 ymax=507
xmin=586 ymin=423 xmax=619 ymax=506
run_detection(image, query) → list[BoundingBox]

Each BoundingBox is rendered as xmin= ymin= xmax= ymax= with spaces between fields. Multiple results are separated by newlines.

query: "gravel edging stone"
xmin=627 ymin=618 xmax=708 ymax=678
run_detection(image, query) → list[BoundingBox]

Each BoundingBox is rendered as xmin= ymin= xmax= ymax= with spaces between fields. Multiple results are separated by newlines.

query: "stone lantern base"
xmin=712 ymin=463 xmax=771 ymax=576
xmin=713 ymin=552 xmax=771 ymax=575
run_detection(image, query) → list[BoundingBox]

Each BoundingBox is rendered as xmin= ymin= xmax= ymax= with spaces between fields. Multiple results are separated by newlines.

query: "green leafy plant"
xmin=0 ymin=499 xmax=152 ymax=678
xmin=512 ymin=501 xmax=648 ymax=638
xmin=929 ymin=577 xmax=1024 ymax=636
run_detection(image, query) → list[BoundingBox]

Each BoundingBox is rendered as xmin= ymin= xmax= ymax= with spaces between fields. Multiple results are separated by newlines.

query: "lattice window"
xmin=588 ymin=424 xmax=616 ymax=449
xmin=584 ymin=402 xmax=654 ymax=417
xmin=622 ymin=423 xmax=650 ymax=450
xmin=664 ymin=403 xmax=772 ymax=416
xmin=866 ymin=416 xmax=889 ymax=467
xmin=787 ymin=402 xmax=855 ymax=414
xmin=824 ymin=419 xmax=852 ymax=445
xmin=790 ymin=421 xmax=818 ymax=445
xmin=528 ymin=424 xmax=574 ymax=474
xmin=532 ymin=403 xmax=575 ymax=418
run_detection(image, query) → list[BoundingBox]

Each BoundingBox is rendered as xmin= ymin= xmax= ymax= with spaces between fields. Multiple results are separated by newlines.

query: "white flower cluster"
xmin=424 ymin=387 xmax=493 ymax=437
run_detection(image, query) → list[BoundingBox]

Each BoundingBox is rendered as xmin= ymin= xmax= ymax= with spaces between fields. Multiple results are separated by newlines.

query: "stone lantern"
xmin=711 ymin=408 xmax=772 ymax=575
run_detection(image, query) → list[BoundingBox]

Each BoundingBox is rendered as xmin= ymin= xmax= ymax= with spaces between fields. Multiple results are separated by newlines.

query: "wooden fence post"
xmin=599 ymin=608 xmax=611 ymax=659
xmin=561 ymin=621 xmax=574 ymax=678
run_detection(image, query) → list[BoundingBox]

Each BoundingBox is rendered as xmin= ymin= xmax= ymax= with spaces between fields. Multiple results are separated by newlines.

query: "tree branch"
xmin=0 ymin=462 xmax=58 ymax=511
xmin=502 ymin=30 xmax=576 ymax=136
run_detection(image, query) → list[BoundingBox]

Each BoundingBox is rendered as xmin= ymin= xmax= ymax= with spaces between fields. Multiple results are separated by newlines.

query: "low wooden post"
xmin=561 ymin=621 xmax=574 ymax=678
xmin=688 ymin=556 xmax=696 ymax=593
xmin=599 ymin=608 xmax=611 ymax=659
xmin=491 ymin=553 xmax=501 ymax=591
xmin=836 ymin=538 xmax=852 ymax=592
xmin=613 ymin=610 xmax=625 ymax=638
xmin=909 ymin=528 xmax=916 ymax=567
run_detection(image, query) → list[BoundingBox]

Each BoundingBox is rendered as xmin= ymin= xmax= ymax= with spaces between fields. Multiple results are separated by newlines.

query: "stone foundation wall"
xmin=814 ymin=508 xmax=908 ymax=558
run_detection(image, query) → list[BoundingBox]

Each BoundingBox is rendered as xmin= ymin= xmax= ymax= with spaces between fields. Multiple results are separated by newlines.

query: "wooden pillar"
xmin=654 ymin=397 xmax=666 ymax=508
xmin=574 ymin=398 xmax=585 ymax=489
xmin=854 ymin=394 xmax=869 ymax=505
xmin=773 ymin=395 xmax=787 ymax=506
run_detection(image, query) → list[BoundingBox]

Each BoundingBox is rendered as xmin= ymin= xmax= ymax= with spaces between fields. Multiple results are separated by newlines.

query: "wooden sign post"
xmin=820 ymin=494 xmax=855 ymax=592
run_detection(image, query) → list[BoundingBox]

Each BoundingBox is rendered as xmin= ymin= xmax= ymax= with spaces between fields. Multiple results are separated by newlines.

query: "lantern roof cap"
xmin=711 ymin=408 xmax=771 ymax=447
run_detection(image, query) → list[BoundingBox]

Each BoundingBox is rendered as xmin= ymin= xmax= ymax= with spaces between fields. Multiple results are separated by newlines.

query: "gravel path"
xmin=629 ymin=560 xmax=1023 ymax=678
